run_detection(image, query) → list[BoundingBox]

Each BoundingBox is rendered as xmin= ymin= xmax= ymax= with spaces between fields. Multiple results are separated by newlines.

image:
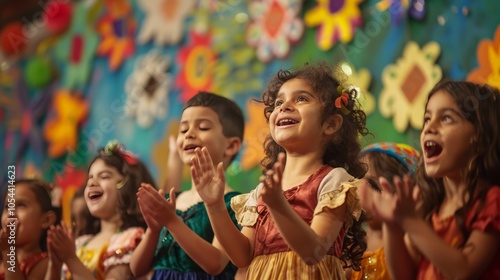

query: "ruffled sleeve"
xmin=102 ymin=227 xmax=144 ymax=271
xmin=469 ymin=186 xmax=500 ymax=232
xmin=231 ymin=184 xmax=262 ymax=227
xmin=314 ymin=168 xmax=362 ymax=229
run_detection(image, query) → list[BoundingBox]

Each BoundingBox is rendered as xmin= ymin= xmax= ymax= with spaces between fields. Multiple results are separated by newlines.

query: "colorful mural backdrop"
xmin=1 ymin=0 xmax=500 ymax=215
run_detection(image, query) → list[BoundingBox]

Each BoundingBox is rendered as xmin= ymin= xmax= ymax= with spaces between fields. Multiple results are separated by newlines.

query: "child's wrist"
xmin=146 ymin=227 xmax=161 ymax=237
xmin=164 ymin=215 xmax=183 ymax=229
xmin=400 ymin=215 xmax=421 ymax=231
xmin=204 ymin=200 xmax=226 ymax=212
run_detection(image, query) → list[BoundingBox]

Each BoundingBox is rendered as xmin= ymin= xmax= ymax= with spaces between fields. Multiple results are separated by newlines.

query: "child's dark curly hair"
xmin=260 ymin=62 xmax=369 ymax=270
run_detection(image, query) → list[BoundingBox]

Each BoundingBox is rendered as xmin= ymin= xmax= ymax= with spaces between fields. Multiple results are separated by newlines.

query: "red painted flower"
xmin=176 ymin=32 xmax=216 ymax=102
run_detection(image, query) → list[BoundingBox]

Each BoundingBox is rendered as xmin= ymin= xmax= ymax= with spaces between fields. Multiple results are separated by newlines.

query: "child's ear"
xmin=224 ymin=137 xmax=242 ymax=158
xmin=323 ymin=114 xmax=343 ymax=136
xmin=41 ymin=210 xmax=57 ymax=230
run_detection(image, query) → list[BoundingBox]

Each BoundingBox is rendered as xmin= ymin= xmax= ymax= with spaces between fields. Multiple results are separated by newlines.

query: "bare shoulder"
xmin=27 ymin=256 xmax=49 ymax=279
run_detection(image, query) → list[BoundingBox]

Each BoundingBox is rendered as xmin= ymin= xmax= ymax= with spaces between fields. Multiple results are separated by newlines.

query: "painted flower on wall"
xmin=125 ymin=51 xmax=172 ymax=128
xmin=44 ymin=90 xmax=89 ymax=158
xmin=137 ymin=0 xmax=195 ymax=45
xmin=376 ymin=0 xmax=426 ymax=23
xmin=212 ymin=6 xmax=265 ymax=97
xmin=305 ymin=0 xmax=363 ymax=51
xmin=56 ymin=1 xmax=99 ymax=89
xmin=379 ymin=41 xmax=442 ymax=132
xmin=467 ymin=26 xmax=500 ymax=90
xmin=54 ymin=166 xmax=87 ymax=228
xmin=338 ymin=62 xmax=375 ymax=116
xmin=246 ymin=0 xmax=304 ymax=62
xmin=96 ymin=0 xmax=136 ymax=71
xmin=176 ymin=32 xmax=216 ymax=102
xmin=240 ymin=100 xmax=269 ymax=170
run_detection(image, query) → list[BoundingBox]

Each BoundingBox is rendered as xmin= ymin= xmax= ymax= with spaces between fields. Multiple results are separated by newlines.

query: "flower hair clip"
xmin=335 ymin=85 xmax=351 ymax=115
xmin=104 ymin=140 xmax=138 ymax=166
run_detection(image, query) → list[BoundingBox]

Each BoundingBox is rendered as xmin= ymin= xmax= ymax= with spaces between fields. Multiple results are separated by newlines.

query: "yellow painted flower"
xmin=305 ymin=0 xmax=363 ymax=51
xmin=379 ymin=41 xmax=442 ymax=132
xmin=176 ymin=32 xmax=216 ymax=102
xmin=44 ymin=90 xmax=88 ymax=158
xmin=240 ymin=100 xmax=269 ymax=170
xmin=467 ymin=26 xmax=500 ymax=90
xmin=338 ymin=62 xmax=375 ymax=115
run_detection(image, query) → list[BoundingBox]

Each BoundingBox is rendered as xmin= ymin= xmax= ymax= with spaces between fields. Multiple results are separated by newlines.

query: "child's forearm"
xmin=383 ymin=223 xmax=417 ymax=279
xmin=166 ymin=216 xmax=229 ymax=275
xmin=267 ymin=198 xmax=342 ymax=264
xmin=64 ymin=255 xmax=95 ymax=280
xmin=44 ymin=259 xmax=63 ymax=280
xmin=129 ymin=228 xmax=160 ymax=277
xmin=163 ymin=152 xmax=183 ymax=193
xmin=402 ymin=216 xmax=498 ymax=279
xmin=206 ymin=202 xmax=253 ymax=268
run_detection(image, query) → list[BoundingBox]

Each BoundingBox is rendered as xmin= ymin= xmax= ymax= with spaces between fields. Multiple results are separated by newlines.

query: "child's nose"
xmin=279 ymin=101 xmax=294 ymax=112
xmin=184 ymin=129 xmax=196 ymax=139
xmin=423 ymin=118 xmax=438 ymax=134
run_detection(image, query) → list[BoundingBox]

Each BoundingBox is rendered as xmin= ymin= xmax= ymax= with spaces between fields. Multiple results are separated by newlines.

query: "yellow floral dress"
xmin=63 ymin=227 xmax=144 ymax=280
xmin=350 ymin=247 xmax=391 ymax=280
xmin=231 ymin=165 xmax=362 ymax=279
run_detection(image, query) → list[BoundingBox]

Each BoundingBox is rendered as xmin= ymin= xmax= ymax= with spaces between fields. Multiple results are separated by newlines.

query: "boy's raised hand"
xmin=137 ymin=184 xmax=178 ymax=229
xmin=191 ymin=147 xmax=226 ymax=206
xmin=260 ymin=153 xmax=285 ymax=207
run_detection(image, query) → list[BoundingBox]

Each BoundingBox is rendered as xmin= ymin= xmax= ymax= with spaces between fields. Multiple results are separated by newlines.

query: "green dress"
xmin=152 ymin=192 xmax=240 ymax=280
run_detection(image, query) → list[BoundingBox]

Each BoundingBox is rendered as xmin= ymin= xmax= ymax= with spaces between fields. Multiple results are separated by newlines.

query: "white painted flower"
xmin=137 ymin=0 xmax=195 ymax=45
xmin=125 ymin=51 xmax=171 ymax=128
xmin=247 ymin=0 xmax=304 ymax=62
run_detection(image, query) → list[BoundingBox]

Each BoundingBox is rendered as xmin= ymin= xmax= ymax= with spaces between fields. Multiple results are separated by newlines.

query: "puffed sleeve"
xmin=314 ymin=168 xmax=362 ymax=229
xmin=231 ymin=184 xmax=262 ymax=227
xmin=102 ymin=227 xmax=144 ymax=271
xmin=469 ymin=186 xmax=500 ymax=232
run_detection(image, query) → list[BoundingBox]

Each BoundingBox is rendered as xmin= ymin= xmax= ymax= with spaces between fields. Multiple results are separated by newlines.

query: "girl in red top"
xmin=0 ymin=179 xmax=59 ymax=279
xmin=361 ymin=80 xmax=500 ymax=279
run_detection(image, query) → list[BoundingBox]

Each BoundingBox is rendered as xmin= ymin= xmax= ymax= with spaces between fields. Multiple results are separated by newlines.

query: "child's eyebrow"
xmin=180 ymin=118 xmax=214 ymax=124
xmin=276 ymin=90 xmax=315 ymax=99
xmin=425 ymin=107 xmax=463 ymax=116
xmin=88 ymin=170 xmax=113 ymax=178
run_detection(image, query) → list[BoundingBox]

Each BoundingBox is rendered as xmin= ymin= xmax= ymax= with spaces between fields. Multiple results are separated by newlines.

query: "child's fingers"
xmin=169 ymin=135 xmax=177 ymax=151
xmin=392 ymin=176 xmax=403 ymax=197
xmin=378 ymin=176 xmax=393 ymax=193
xmin=158 ymin=188 xmax=165 ymax=197
xmin=200 ymin=147 xmax=213 ymax=173
xmin=402 ymin=175 xmax=414 ymax=199
xmin=216 ymin=162 xmax=226 ymax=185
xmin=168 ymin=187 xmax=176 ymax=206
xmin=272 ymin=162 xmax=283 ymax=186
xmin=190 ymin=165 xmax=200 ymax=185
xmin=412 ymin=185 xmax=420 ymax=202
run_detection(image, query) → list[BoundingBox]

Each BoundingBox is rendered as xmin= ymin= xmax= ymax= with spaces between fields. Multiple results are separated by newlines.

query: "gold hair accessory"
xmin=115 ymin=179 xmax=127 ymax=190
